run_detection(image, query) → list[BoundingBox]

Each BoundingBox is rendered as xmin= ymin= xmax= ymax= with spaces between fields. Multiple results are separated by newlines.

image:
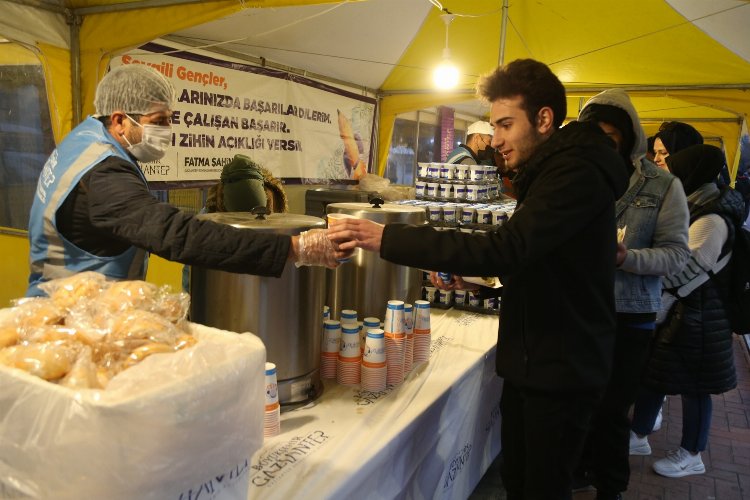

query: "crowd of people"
xmin=328 ymin=59 xmax=745 ymax=500
xmin=28 ymin=60 xmax=746 ymax=500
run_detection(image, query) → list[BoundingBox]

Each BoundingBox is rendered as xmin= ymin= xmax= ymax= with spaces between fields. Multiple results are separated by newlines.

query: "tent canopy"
xmin=2 ymin=0 xmax=749 ymax=176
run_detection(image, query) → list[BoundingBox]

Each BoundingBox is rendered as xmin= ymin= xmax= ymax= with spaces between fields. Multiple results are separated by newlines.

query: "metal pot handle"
xmin=252 ymin=206 xmax=271 ymax=219
xmin=369 ymin=196 xmax=385 ymax=208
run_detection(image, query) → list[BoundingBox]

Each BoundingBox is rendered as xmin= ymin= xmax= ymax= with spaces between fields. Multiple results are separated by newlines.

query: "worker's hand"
xmin=293 ymin=229 xmax=344 ymax=268
xmin=327 ymin=218 xmax=384 ymax=253
xmin=429 ymin=272 xmax=480 ymax=291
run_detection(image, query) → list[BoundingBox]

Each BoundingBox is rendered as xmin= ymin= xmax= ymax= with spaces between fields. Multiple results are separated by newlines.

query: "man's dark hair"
xmin=476 ymin=58 xmax=567 ymax=129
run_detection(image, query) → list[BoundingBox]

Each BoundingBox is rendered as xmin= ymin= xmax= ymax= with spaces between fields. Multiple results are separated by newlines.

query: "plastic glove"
xmin=295 ymin=229 xmax=340 ymax=268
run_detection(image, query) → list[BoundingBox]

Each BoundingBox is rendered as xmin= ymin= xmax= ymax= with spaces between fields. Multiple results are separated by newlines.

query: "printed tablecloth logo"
xmin=443 ymin=442 xmax=473 ymax=489
xmin=178 ymin=459 xmax=249 ymax=500
xmin=250 ymin=430 xmax=330 ymax=487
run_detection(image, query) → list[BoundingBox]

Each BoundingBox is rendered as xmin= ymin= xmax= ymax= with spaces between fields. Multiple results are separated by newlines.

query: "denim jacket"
xmin=580 ymin=89 xmax=690 ymax=314
xmin=615 ymin=159 xmax=690 ymax=312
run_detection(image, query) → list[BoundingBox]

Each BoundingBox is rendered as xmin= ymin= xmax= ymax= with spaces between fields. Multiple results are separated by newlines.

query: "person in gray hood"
xmin=575 ymin=89 xmax=691 ymax=500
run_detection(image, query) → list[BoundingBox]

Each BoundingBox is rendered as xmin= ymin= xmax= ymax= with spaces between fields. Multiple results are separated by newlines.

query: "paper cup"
xmin=438 ymin=183 xmax=453 ymax=199
xmin=476 ymin=208 xmax=492 ymax=224
xmin=428 ymin=204 xmax=442 ymax=222
xmin=340 ymin=309 xmax=358 ymax=324
xmin=265 ymin=362 xmax=279 ymax=408
xmin=438 ymin=289 xmax=453 ymax=306
xmin=326 ymin=212 xmax=356 ymax=226
xmin=339 ymin=324 xmax=361 ymax=358
xmin=384 ymin=300 xmax=405 ymax=334
xmin=363 ymin=329 xmax=386 ymax=364
xmin=439 ymin=164 xmax=455 ymax=179
xmin=414 ymin=300 xmax=431 ymax=331
xmin=469 ymin=165 xmax=484 ymax=181
xmin=454 ymin=165 xmax=469 ymax=181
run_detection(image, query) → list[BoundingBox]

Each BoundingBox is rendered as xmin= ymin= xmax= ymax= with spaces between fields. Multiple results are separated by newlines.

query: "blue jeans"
xmin=632 ymin=388 xmax=713 ymax=453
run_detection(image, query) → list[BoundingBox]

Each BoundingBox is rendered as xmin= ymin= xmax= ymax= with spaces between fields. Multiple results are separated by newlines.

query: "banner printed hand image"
xmin=338 ymin=109 xmax=368 ymax=179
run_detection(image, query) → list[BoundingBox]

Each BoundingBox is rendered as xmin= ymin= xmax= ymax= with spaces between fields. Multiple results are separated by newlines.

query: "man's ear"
xmin=110 ymin=111 xmax=127 ymax=136
xmin=536 ymin=107 xmax=554 ymax=135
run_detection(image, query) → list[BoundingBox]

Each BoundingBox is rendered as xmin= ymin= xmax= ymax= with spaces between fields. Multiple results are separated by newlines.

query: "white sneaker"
xmin=652 ymin=397 xmax=666 ymax=431
xmin=629 ymin=430 xmax=651 ymax=455
xmin=652 ymin=447 xmax=705 ymax=478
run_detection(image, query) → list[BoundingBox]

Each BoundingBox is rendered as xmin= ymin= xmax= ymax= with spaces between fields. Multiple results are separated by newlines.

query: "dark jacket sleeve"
xmin=85 ymin=158 xmax=290 ymax=277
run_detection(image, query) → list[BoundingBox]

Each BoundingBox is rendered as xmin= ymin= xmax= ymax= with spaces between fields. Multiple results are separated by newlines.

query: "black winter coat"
xmin=381 ymin=121 xmax=629 ymax=392
xmin=644 ymin=187 xmax=743 ymax=395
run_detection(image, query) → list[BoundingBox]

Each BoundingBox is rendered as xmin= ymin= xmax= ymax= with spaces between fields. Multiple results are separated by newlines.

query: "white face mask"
xmin=123 ymin=114 xmax=172 ymax=163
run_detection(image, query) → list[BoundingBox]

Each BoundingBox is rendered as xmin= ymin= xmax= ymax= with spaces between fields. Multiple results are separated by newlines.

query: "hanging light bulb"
xmin=433 ymin=13 xmax=459 ymax=90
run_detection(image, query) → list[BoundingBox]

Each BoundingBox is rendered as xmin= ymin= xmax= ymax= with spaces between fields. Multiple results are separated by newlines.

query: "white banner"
xmin=110 ymin=43 xmax=376 ymax=182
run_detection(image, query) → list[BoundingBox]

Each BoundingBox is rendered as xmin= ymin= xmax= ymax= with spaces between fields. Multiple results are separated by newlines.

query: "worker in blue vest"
xmin=445 ymin=120 xmax=495 ymax=165
xmin=27 ymin=64 xmax=342 ymax=296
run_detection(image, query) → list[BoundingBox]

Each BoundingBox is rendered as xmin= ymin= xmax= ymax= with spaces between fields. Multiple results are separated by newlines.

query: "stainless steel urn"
xmin=326 ymin=200 xmax=426 ymax=320
xmin=189 ymin=211 xmax=326 ymax=408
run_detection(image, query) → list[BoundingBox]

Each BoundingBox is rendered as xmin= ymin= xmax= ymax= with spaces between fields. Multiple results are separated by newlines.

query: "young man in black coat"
xmin=329 ymin=59 xmax=629 ymax=499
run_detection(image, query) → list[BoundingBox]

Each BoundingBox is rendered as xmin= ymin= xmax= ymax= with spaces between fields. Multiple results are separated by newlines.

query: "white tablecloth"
xmin=248 ymin=308 xmax=503 ymax=499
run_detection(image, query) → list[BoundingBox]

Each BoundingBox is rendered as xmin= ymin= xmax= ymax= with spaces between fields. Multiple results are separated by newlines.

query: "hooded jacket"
xmin=380 ymin=121 xmax=629 ymax=391
xmin=579 ymin=89 xmax=690 ymax=314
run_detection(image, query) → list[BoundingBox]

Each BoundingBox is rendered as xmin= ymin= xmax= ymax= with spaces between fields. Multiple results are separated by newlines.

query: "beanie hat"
xmin=220 ymin=154 xmax=267 ymax=212
xmin=578 ymin=103 xmax=636 ymax=160
xmin=666 ymin=144 xmax=725 ymax=196
xmin=655 ymin=122 xmax=703 ymax=155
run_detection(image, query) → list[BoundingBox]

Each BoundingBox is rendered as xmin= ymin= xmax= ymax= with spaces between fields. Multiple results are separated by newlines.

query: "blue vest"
xmin=27 ymin=117 xmax=149 ymax=296
xmin=444 ymin=145 xmax=477 ymax=165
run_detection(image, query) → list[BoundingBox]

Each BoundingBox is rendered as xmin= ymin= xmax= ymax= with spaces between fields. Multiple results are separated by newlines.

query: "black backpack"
xmin=712 ymin=217 xmax=750 ymax=335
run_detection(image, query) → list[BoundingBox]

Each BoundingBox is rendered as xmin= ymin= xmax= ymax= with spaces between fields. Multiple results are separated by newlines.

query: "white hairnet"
xmin=94 ymin=64 xmax=175 ymax=116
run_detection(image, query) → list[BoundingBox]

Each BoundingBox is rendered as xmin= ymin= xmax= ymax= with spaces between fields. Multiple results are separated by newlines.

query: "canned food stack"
xmin=336 ymin=324 xmax=361 ymax=385
xmin=403 ymin=303 xmax=414 ymax=373
xmin=361 ymin=328 xmax=387 ymax=392
xmin=320 ymin=319 xmax=341 ymax=379
xmin=412 ymin=300 xmax=432 ymax=364
xmin=414 ymin=162 xmax=503 ymax=205
xmin=264 ymin=362 xmax=281 ymax=438
xmin=383 ymin=300 xmax=406 ymax=386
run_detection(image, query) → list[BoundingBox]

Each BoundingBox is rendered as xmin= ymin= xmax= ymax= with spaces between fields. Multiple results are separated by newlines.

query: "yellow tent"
xmin=378 ymin=0 xmax=750 ymax=179
xmin=2 ymin=0 xmax=749 ymax=174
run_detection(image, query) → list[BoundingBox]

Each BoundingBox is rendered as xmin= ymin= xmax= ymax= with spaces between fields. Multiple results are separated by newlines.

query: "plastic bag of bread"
xmin=0 ymin=308 xmax=266 ymax=500
xmin=0 ymin=341 xmax=80 ymax=380
xmin=37 ymin=271 xmax=108 ymax=310
xmin=11 ymin=298 xmax=65 ymax=333
xmin=151 ymin=286 xmax=190 ymax=323
xmin=97 ymin=279 xmax=159 ymax=313
xmin=106 ymin=309 xmax=185 ymax=346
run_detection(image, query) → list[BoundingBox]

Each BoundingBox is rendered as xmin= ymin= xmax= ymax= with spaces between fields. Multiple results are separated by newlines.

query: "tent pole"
xmin=68 ymin=12 xmax=82 ymax=125
xmin=498 ymin=0 xmax=509 ymax=67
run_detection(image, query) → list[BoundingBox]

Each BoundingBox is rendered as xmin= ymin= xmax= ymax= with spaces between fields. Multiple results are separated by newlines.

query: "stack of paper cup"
xmin=384 ymin=300 xmax=406 ymax=386
xmin=321 ymin=319 xmax=341 ymax=379
xmin=413 ymin=300 xmax=432 ymax=365
xmin=403 ymin=303 xmax=414 ymax=373
xmin=264 ymin=362 xmax=281 ymax=438
xmin=362 ymin=317 xmax=380 ymax=355
xmin=337 ymin=324 xmax=362 ymax=385
xmin=340 ymin=309 xmax=358 ymax=324
xmin=361 ymin=328 xmax=387 ymax=392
